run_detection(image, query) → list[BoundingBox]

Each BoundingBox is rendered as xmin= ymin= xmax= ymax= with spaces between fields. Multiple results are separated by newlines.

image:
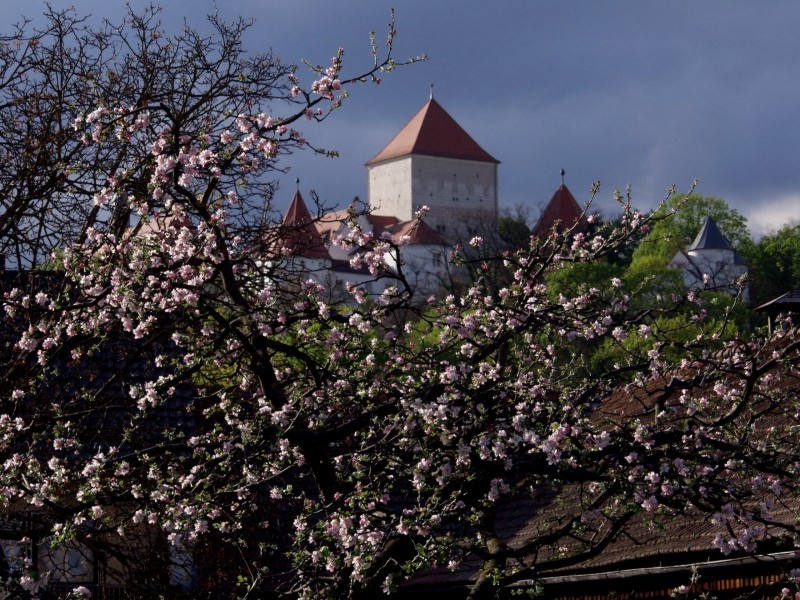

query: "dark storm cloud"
xmin=3 ymin=0 xmax=797 ymax=233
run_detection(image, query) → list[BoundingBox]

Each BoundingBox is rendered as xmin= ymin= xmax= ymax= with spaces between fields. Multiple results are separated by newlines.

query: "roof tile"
xmin=281 ymin=191 xmax=329 ymax=259
xmin=688 ymin=216 xmax=734 ymax=251
xmin=532 ymin=184 xmax=586 ymax=238
xmin=389 ymin=218 xmax=447 ymax=246
xmin=366 ymin=99 xmax=498 ymax=165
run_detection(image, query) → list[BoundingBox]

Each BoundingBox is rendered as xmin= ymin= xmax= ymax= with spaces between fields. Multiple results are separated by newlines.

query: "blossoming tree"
xmin=1 ymin=6 xmax=800 ymax=600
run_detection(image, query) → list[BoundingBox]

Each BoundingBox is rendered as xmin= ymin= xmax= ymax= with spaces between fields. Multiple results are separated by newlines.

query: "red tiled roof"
xmin=389 ymin=218 xmax=447 ymax=246
xmin=314 ymin=211 xmax=401 ymax=241
xmin=314 ymin=209 xmax=351 ymax=239
xmin=367 ymin=214 xmax=400 ymax=237
xmin=129 ymin=213 xmax=194 ymax=238
xmin=281 ymin=191 xmax=329 ymax=259
xmin=366 ymin=99 xmax=498 ymax=165
xmin=283 ymin=189 xmax=314 ymax=225
xmin=532 ymin=184 xmax=586 ymax=238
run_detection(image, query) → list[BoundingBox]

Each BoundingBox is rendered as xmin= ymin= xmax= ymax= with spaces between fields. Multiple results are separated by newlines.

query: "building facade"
xmin=365 ymin=98 xmax=499 ymax=243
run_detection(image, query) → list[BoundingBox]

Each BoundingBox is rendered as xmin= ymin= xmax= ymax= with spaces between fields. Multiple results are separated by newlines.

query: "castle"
xmin=280 ymin=96 xmax=501 ymax=297
xmin=364 ymin=96 xmax=499 ymax=241
xmin=280 ymin=97 xmax=748 ymax=302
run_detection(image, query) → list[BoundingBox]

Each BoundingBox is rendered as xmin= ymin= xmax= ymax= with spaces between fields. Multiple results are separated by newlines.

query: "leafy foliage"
xmin=629 ymin=194 xmax=750 ymax=267
xmin=498 ymin=214 xmax=531 ymax=249
xmin=742 ymin=223 xmax=800 ymax=306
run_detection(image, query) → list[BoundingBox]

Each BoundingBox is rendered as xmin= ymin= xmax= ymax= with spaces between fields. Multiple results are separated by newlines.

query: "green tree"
xmin=630 ymin=194 xmax=750 ymax=266
xmin=743 ymin=223 xmax=800 ymax=305
xmin=498 ymin=214 xmax=531 ymax=249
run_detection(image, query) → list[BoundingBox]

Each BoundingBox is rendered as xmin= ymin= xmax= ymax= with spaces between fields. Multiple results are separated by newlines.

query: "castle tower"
xmin=281 ymin=190 xmax=329 ymax=260
xmin=668 ymin=216 xmax=749 ymax=303
xmin=365 ymin=98 xmax=499 ymax=242
xmin=532 ymin=182 xmax=586 ymax=239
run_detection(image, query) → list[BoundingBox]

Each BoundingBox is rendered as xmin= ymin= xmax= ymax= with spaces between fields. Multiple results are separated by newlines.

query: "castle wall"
xmin=367 ymin=154 xmax=498 ymax=243
xmin=670 ymin=248 xmax=750 ymax=304
xmin=367 ymin=157 xmax=414 ymax=221
xmin=384 ymin=243 xmax=449 ymax=297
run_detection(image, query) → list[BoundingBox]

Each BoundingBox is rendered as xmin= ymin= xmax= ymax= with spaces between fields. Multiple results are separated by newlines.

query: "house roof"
xmin=128 ymin=213 xmax=195 ymax=238
xmin=404 ymin=337 xmax=800 ymax=596
xmin=281 ymin=191 xmax=329 ymax=259
xmin=315 ymin=211 xmax=401 ymax=240
xmin=688 ymin=216 xmax=734 ymax=251
xmin=532 ymin=184 xmax=586 ymax=238
xmin=314 ymin=209 xmax=351 ymax=239
xmin=389 ymin=218 xmax=447 ymax=246
xmin=366 ymin=99 xmax=498 ymax=165
xmin=754 ymin=289 xmax=800 ymax=312
xmin=367 ymin=215 xmax=401 ymax=237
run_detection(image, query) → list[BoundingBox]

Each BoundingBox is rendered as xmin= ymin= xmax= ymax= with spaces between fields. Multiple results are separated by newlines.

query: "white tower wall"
xmin=367 ymin=157 xmax=414 ymax=221
xmin=367 ymin=154 xmax=498 ymax=242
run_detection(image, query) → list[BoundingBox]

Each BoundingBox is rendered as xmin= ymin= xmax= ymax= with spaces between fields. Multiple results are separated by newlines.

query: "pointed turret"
xmin=366 ymin=98 xmax=498 ymax=243
xmin=668 ymin=215 xmax=749 ymax=303
xmin=532 ymin=183 xmax=586 ymax=238
xmin=366 ymin=99 xmax=498 ymax=165
xmin=281 ymin=190 xmax=329 ymax=259
xmin=688 ymin=216 xmax=734 ymax=251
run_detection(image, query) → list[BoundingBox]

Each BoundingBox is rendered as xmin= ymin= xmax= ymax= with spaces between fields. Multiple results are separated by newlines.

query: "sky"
xmin=1 ymin=0 xmax=799 ymax=236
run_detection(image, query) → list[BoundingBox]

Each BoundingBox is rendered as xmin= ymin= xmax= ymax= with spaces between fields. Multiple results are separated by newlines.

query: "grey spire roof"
xmin=688 ymin=216 xmax=734 ymax=251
